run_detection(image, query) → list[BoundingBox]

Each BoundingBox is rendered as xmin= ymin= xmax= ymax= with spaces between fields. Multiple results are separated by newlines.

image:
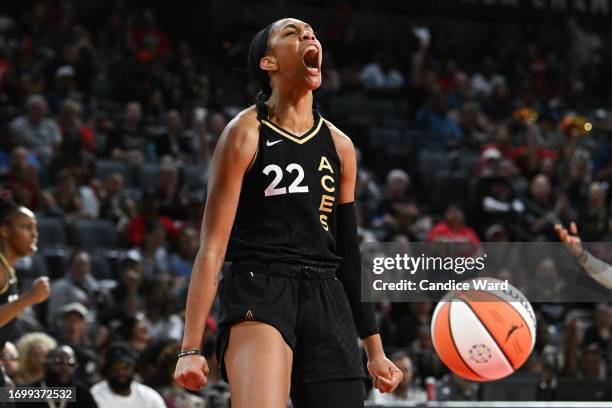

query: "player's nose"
xmin=300 ymin=30 xmax=316 ymax=42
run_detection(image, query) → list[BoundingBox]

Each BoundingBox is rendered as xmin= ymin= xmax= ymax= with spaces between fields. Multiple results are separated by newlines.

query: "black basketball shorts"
xmin=215 ymin=261 xmax=366 ymax=385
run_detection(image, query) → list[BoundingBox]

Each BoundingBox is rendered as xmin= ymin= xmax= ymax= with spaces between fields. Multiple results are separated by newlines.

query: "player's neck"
xmin=0 ymin=242 xmax=17 ymax=268
xmin=266 ymin=88 xmax=314 ymax=133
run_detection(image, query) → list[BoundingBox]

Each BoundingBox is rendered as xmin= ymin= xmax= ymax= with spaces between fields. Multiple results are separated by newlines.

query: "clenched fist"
xmin=27 ymin=277 xmax=50 ymax=304
xmin=175 ymin=354 xmax=209 ymax=391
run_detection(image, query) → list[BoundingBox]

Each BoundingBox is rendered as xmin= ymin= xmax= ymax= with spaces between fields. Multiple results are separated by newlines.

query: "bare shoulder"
xmin=221 ymin=106 xmax=260 ymax=147
xmin=324 ymin=119 xmax=356 ymax=168
xmin=212 ymin=106 xmax=261 ymax=169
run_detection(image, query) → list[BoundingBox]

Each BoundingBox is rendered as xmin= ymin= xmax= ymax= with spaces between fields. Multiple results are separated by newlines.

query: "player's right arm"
xmin=0 ymin=277 xmax=50 ymax=327
xmin=174 ymin=109 xmax=259 ymax=391
xmin=555 ymin=222 xmax=612 ymax=289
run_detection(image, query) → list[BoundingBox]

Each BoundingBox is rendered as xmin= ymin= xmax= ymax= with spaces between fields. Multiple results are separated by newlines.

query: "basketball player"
xmin=174 ymin=18 xmax=402 ymax=407
xmin=556 ymin=222 xmax=612 ymax=289
xmin=0 ymin=199 xmax=50 ymax=388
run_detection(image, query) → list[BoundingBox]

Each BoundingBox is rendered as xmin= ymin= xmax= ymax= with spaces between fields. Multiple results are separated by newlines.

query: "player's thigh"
xmin=291 ymin=378 xmax=366 ymax=408
xmin=225 ymin=320 xmax=293 ymax=408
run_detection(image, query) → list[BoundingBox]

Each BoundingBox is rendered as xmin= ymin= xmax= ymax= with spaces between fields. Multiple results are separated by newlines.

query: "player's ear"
xmin=260 ymin=56 xmax=278 ymax=72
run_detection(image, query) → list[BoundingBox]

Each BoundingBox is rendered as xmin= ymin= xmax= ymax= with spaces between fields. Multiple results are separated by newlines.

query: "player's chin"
xmin=24 ymin=242 xmax=37 ymax=255
xmin=303 ymin=74 xmax=322 ymax=90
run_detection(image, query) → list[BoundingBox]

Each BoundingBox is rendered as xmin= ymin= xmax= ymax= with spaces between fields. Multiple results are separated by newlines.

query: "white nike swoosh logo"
xmin=266 ymin=139 xmax=283 ymax=146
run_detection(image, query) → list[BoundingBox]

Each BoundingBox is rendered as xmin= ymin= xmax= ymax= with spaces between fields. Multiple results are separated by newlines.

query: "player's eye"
xmin=284 ymin=31 xmax=296 ymax=37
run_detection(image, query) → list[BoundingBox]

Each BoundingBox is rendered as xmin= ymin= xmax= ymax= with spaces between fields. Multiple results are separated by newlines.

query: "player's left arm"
xmin=328 ymin=121 xmax=403 ymax=393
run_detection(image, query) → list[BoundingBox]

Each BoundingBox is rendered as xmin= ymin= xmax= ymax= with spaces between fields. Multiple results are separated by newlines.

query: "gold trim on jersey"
xmin=0 ymin=251 xmax=16 ymax=295
xmin=261 ymin=115 xmax=324 ymax=144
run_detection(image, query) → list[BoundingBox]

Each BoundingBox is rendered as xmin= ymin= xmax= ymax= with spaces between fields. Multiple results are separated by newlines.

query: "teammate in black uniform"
xmin=175 ymin=18 xmax=402 ymax=407
xmin=0 ymin=199 xmax=50 ymax=388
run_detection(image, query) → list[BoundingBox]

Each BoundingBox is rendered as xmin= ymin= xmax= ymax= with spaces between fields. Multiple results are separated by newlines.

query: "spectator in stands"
xmin=473 ymin=153 xmax=525 ymax=237
xmin=354 ymin=148 xmax=383 ymax=219
xmin=118 ymin=313 xmax=151 ymax=356
xmin=55 ymin=302 xmax=101 ymax=387
xmin=583 ymin=303 xmax=612 ymax=350
xmin=48 ymin=65 xmax=82 ymax=113
xmin=10 ymin=94 xmax=62 ymax=164
xmin=394 ymin=302 xmax=432 ymax=347
xmin=427 ymin=204 xmax=481 ymax=245
xmin=106 ymin=102 xmax=147 ymax=163
xmin=14 ymin=332 xmax=57 ymax=385
xmin=44 ymin=169 xmax=85 ymax=220
xmin=368 ymin=351 xmax=426 ymax=404
xmin=47 ymin=250 xmax=106 ymax=327
xmin=205 ymin=112 xmax=228 ymax=150
xmin=458 ymin=101 xmax=491 ymax=149
xmin=0 ymin=341 xmax=19 ymax=386
xmin=409 ymin=325 xmax=445 ymax=380
xmin=157 ymin=157 xmax=184 ymax=218
xmin=470 ymin=55 xmax=504 ymax=98
xmin=576 ymin=182 xmax=609 ymax=240
xmin=153 ymin=110 xmax=195 ymax=162
xmin=28 ymin=345 xmax=98 ymax=408
xmin=0 ymin=146 xmax=44 ymax=210
xmin=91 ymin=342 xmax=165 ymax=408
xmin=125 ymin=190 xmax=179 ymax=247
xmin=579 ymin=343 xmax=607 ymax=380
xmin=375 ymin=169 xmax=416 ymax=235
xmin=149 ymin=341 xmax=206 ymax=408
xmin=139 ymin=221 xmax=170 ymax=282
xmin=415 ymin=87 xmax=463 ymax=147
xmin=169 ymin=226 xmax=198 ymax=280
xmin=99 ymin=173 xmax=136 ymax=232
xmin=145 ymin=276 xmax=183 ymax=342
xmin=480 ymin=125 xmax=519 ymax=171
xmin=522 ymin=174 xmax=572 ymax=241
xmin=359 ymin=52 xmax=404 ymax=91
xmin=55 ymin=98 xmax=95 ymax=158
xmin=103 ymin=250 xmax=144 ymax=322
xmin=181 ymin=191 xmax=205 ymax=234
xmin=564 ymin=148 xmax=592 ymax=211
xmin=484 ymin=78 xmax=513 ymax=121
xmin=436 ymin=373 xmax=479 ymax=401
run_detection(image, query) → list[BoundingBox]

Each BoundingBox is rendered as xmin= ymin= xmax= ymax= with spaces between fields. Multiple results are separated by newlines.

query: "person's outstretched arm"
xmin=175 ymin=111 xmax=259 ymax=391
xmin=555 ymin=222 xmax=612 ymax=289
xmin=328 ymin=120 xmax=403 ymax=393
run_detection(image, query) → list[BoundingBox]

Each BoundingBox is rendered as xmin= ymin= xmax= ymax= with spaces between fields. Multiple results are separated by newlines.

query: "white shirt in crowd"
xmin=91 ymin=380 xmax=167 ymax=408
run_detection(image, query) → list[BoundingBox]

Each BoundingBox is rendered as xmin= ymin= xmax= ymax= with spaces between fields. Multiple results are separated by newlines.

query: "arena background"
xmin=1 ymin=0 xmax=612 ymax=406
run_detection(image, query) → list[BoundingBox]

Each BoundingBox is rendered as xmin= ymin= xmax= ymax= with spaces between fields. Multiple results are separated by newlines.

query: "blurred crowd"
xmin=0 ymin=1 xmax=611 ymax=406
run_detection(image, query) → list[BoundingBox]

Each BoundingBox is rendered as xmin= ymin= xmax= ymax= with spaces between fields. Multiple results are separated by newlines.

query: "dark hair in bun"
xmin=0 ymin=198 xmax=20 ymax=224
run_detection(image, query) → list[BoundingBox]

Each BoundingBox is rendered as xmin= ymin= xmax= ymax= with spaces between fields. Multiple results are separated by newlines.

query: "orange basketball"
xmin=431 ymin=277 xmax=537 ymax=381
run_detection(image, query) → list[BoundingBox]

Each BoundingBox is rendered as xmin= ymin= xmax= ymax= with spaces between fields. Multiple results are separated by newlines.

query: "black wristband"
xmin=177 ymin=349 xmax=206 ymax=358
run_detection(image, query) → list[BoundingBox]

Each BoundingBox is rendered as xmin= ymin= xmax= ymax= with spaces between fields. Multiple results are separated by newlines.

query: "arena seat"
xmin=66 ymin=219 xmax=117 ymax=249
xmin=95 ymin=159 xmax=133 ymax=185
xmin=36 ymin=217 xmax=67 ymax=248
xmin=137 ymin=163 xmax=162 ymax=189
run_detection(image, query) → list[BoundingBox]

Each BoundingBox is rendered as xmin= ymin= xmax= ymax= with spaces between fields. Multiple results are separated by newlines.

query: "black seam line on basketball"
xmin=447 ymin=301 xmax=485 ymax=381
xmin=456 ymin=297 xmax=515 ymax=370
xmin=461 ymin=290 xmax=533 ymax=348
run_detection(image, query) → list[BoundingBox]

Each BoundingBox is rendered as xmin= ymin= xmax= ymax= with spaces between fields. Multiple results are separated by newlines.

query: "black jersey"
xmin=226 ymin=103 xmax=342 ymax=267
xmin=0 ymin=268 xmax=18 ymax=350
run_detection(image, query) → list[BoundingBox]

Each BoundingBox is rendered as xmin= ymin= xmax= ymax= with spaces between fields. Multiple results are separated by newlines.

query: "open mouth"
xmin=302 ymin=47 xmax=320 ymax=73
